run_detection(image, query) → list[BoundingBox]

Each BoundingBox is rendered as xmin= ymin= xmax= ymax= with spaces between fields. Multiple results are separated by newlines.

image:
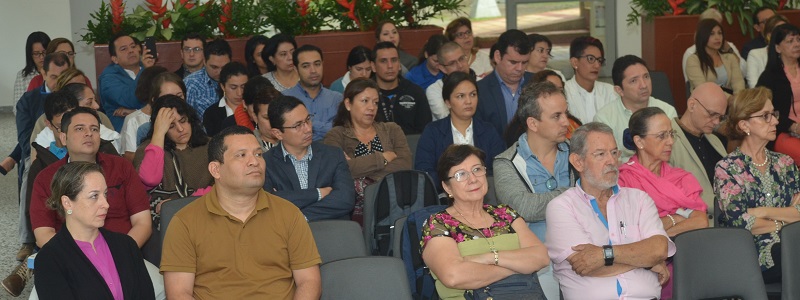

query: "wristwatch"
xmin=602 ymin=245 xmax=614 ymax=266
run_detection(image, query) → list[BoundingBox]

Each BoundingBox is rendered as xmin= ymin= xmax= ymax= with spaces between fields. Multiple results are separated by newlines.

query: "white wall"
xmin=615 ymin=0 xmax=642 ymax=57
xmin=0 ymin=0 xmax=73 ymax=108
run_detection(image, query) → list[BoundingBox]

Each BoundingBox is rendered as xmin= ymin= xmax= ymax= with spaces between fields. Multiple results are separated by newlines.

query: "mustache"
xmin=603 ymin=165 xmax=619 ymax=174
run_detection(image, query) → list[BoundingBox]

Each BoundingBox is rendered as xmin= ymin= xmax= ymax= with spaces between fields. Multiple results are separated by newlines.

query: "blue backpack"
xmin=401 ymin=205 xmax=447 ymax=300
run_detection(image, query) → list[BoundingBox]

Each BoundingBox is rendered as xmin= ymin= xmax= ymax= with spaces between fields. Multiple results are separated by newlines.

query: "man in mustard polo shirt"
xmin=161 ymin=126 xmax=321 ymax=299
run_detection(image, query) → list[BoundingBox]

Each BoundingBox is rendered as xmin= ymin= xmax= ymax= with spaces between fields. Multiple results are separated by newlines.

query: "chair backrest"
xmin=321 ymin=257 xmax=413 ymax=300
xmin=484 ymin=175 xmax=498 ymax=206
xmin=363 ymin=170 xmax=442 ymax=256
xmin=782 ymin=222 xmax=800 ymax=300
xmin=309 ymin=220 xmax=368 ymax=264
xmin=650 ymin=71 xmax=675 ymax=107
xmin=673 ymin=227 xmax=768 ymax=300
xmin=401 ymin=205 xmax=447 ymax=300
xmin=159 ymin=196 xmax=199 ymax=246
xmin=406 ymin=134 xmax=422 ymax=162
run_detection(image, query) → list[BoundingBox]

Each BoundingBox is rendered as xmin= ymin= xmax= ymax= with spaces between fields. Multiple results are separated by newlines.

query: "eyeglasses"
xmin=57 ymin=50 xmax=76 ymax=58
xmin=440 ymin=55 xmax=468 ymax=68
xmin=454 ymin=30 xmax=472 ymax=39
xmin=692 ymin=97 xmax=728 ymax=121
xmin=534 ymin=47 xmax=554 ymax=58
xmin=642 ymin=130 xmax=678 ymax=141
xmin=52 ymin=124 xmax=61 ymax=132
xmin=578 ymin=55 xmax=606 ymax=66
xmin=748 ymin=110 xmax=780 ymax=122
xmin=32 ymin=51 xmax=46 ymax=58
xmin=446 ymin=165 xmax=487 ymax=182
xmin=182 ymin=47 xmax=204 ymax=53
xmin=282 ymin=114 xmax=314 ymax=131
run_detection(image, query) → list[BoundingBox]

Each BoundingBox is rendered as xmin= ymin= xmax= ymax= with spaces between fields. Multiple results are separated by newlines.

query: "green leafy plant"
xmin=81 ymin=1 xmax=115 ymax=45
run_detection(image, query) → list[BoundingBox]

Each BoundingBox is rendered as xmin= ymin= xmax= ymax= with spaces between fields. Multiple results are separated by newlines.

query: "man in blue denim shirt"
xmin=282 ymin=45 xmax=342 ymax=141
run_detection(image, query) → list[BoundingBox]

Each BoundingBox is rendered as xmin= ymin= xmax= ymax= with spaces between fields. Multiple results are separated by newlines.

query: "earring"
xmin=67 ymin=209 xmax=72 ymax=215
xmin=639 ymin=146 xmax=644 ymax=149
xmin=746 ymin=131 xmax=750 ymax=136
xmin=448 ymin=194 xmax=453 ymax=198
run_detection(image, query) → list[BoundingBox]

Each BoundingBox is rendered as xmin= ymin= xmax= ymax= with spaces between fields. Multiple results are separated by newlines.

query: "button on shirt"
xmin=545 ymin=182 xmax=676 ymax=300
xmin=185 ymin=68 xmax=221 ymax=120
xmin=450 ymin=120 xmax=474 ymax=145
xmin=282 ymin=84 xmax=343 ymax=141
xmin=495 ymin=71 xmax=525 ymax=124
xmin=281 ymin=143 xmax=313 ymax=190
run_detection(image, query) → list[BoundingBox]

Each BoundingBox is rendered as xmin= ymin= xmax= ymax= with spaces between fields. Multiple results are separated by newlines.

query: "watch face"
xmin=604 ymin=247 xmax=613 ymax=258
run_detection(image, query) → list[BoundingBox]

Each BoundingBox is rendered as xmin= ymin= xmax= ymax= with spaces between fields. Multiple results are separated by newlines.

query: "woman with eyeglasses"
xmin=445 ymin=17 xmax=493 ymax=78
xmin=757 ymin=23 xmax=800 ymax=165
xmin=686 ymin=19 xmax=745 ymax=96
xmin=27 ymin=37 xmax=94 ymax=92
xmin=324 ymin=78 xmax=412 ymax=225
xmin=421 ymin=144 xmax=549 ymax=299
xmin=618 ymin=107 xmax=709 ymax=299
xmin=714 ymin=87 xmax=800 ymax=285
xmin=415 ymin=72 xmax=504 ymax=193
xmin=564 ymin=36 xmax=617 ymax=124
xmin=14 ymin=32 xmax=50 ymax=112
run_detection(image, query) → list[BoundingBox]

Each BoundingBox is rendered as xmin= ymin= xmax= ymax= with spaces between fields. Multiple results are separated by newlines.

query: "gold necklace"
xmin=453 ymin=206 xmax=496 ymax=252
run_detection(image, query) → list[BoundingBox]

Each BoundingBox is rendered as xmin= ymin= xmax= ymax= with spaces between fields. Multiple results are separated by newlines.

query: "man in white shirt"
xmin=426 ymin=42 xmax=473 ymax=120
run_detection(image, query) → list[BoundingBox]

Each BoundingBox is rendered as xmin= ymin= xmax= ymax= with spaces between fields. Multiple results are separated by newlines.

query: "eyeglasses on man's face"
xmin=182 ymin=47 xmax=204 ymax=53
xmin=282 ymin=114 xmax=314 ymax=131
xmin=440 ymin=55 xmax=468 ymax=68
xmin=692 ymin=97 xmax=728 ymax=122
xmin=446 ymin=165 xmax=487 ymax=182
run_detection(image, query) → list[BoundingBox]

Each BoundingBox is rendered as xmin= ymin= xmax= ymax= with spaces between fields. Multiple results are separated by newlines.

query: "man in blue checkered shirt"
xmin=184 ymin=38 xmax=231 ymax=120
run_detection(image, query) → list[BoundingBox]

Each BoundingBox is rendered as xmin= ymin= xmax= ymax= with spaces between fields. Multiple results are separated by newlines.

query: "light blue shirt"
xmin=282 ymin=84 xmax=343 ymax=141
xmin=495 ymin=71 xmax=526 ymax=124
xmin=281 ymin=142 xmax=314 ymax=190
xmin=184 ymin=68 xmax=220 ymax=120
xmin=516 ymin=133 xmax=570 ymax=242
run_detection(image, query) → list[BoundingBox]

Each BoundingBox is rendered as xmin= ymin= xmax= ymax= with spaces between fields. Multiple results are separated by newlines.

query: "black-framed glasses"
xmin=578 ymin=55 xmax=606 ymax=66
xmin=57 ymin=50 xmax=76 ymax=57
xmin=32 ymin=51 xmax=45 ymax=58
xmin=748 ymin=110 xmax=780 ymax=122
xmin=440 ymin=55 xmax=468 ymax=68
xmin=454 ymin=30 xmax=473 ymax=39
xmin=692 ymin=97 xmax=728 ymax=122
xmin=281 ymin=115 xmax=314 ymax=131
xmin=182 ymin=47 xmax=203 ymax=53
xmin=446 ymin=165 xmax=487 ymax=182
xmin=642 ymin=130 xmax=678 ymax=141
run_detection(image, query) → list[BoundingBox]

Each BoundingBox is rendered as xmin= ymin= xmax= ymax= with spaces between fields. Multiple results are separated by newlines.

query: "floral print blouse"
xmin=714 ymin=148 xmax=800 ymax=270
xmin=421 ymin=204 xmax=520 ymax=250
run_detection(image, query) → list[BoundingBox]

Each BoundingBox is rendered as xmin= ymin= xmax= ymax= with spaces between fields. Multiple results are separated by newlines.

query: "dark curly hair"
xmin=146 ymin=95 xmax=209 ymax=151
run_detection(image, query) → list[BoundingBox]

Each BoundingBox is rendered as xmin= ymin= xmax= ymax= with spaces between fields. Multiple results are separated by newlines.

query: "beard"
xmin=583 ymin=164 xmax=619 ymax=190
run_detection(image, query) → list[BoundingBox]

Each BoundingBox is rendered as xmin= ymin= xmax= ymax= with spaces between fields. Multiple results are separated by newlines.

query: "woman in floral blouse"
xmin=420 ymin=144 xmax=549 ymax=299
xmin=714 ymin=87 xmax=800 ymax=284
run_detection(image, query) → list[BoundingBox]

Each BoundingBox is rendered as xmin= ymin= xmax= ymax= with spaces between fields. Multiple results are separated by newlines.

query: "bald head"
xmin=683 ymin=82 xmax=728 ymax=134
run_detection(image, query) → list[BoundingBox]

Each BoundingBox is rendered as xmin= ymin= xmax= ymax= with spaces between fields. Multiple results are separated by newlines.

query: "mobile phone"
xmin=143 ymin=36 xmax=158 ymax=60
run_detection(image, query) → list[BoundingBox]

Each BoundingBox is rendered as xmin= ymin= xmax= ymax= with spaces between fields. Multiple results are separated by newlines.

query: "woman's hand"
xmin=153 ymin=107 xmax=177 ymax=137
xmin=383 ymin=151 xmax=398 ymax=163
xmin=113 ymin=107 xmax=134 ymax=117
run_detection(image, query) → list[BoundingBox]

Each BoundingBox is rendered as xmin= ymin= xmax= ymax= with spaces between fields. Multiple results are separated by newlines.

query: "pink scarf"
xmin=618 ymin=155 xmax=707 ymax=217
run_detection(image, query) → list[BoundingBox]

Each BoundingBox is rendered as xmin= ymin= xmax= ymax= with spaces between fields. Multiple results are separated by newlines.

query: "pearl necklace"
xmin=751 ymin=147 xmax=770 ymax=167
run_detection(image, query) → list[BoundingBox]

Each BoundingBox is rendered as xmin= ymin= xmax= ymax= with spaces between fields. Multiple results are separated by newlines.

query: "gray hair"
xmin=517 ymin=81 xmax=562 ymax=121
xmin=570 ymin=122 xmax=614 ymax=157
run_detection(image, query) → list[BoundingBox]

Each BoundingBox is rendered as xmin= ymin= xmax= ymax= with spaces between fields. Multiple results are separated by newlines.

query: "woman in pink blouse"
xmin=35 ymin=162 xmax=155 ymax=300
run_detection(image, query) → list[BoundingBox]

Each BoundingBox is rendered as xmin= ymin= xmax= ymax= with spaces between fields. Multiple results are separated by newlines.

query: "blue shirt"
xmin=98 ymin=63 xmax=145 ymax=130
xmin=184 ymin=68 xmax=220 ymax=121
xmin=280 ymin=142 xmax=313 ymax=190
xmin=282 ymin=84 xmax=343 ymax=141
xmin=516 ymin=133 xmax=570 ymax=193
xmin=495 ymin=71 xmax=526 ymax=124
xmin=404 ymin=64 xmax=444 ymax=90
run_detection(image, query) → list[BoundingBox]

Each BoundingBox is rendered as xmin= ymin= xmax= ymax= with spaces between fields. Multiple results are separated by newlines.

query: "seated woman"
xmin=757 ymin=23 xmax=800 ymax=165
xmin=415 ymin=72 xmax=504 ymax=192
xmin=261 ymin=34 xmax=299 ymax=92
xmin=681 ymin=8 xmax=746 ymax=83
xmin=714 ymin=87 xmax=800 ymax=284
xmin=26 ymin=37 xmax=94 ymax=92
xmin=132 ymin=72 xmax=188 ymax=147
xmin=324 ymin=78 xmax=412 ymax=225
xmin=618 ymin=107 xmax=710 ymax=299
xmin=245 ymin=35 xmax=269 ymax=77
xmin=35 ymin=162 xmax=155 ymax=299
xmin=133 ymin=95 xmax=212 ymax=225
xmin=405 ymin=35 xmax=447 ymax=90
xmin=746 ymin=15 xmax=788 ymax=88
xmin=445 ymin=17 xmax=493 ymax=78
xmin=525 ymin=34 xmax=565 ymax=81
xmin=686 ymin=19 xmax=745 ymax=95
xmin=330 ymin=46 xmax=373 ymax=94
xmin=120 ymin=66 xmax=172 ymax=161
xmin=421 ymin=144 xmax=549 ymax=299
xmin=376 ymin=20 xmax=417 ymax=73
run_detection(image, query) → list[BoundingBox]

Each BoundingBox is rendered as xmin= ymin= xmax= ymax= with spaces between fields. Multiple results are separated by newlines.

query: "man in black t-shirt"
xmin=371 ymin=42 xmax=432 ymax=134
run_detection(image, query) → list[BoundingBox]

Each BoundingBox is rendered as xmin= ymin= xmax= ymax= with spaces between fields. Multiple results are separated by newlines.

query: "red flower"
xmin=178 ymin=0 xmax=194 ymax=10
xmin=667 ymin=0 xmax=685 ymax=16
xmin=111 ymin=0 xmax=125 ymax=33
xmin=376 ymin=0 xmax=392 ymax=11
xmin=219 ymin=0 xmax=232 ymax=37
xmin=336 ymin=0 xmax=359 ymax=26
xmin=296 ymin=0 xmax=310 ymax=17
xmin=779 ymin=0 xmax=788 ymax=10
xmin=146 ymin=0 xmax=170 ymax=28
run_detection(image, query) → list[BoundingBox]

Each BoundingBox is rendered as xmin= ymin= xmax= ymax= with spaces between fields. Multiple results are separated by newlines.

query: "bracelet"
xmin=667 ymin=215 xmax=677 ymax=227
xmin=774 ymin=219 xmax=782 ymax=235
xmin=492 ymin=250 xmax=499 ymax=266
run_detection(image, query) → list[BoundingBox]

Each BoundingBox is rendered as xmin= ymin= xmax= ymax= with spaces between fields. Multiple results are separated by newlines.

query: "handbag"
xmin=464 ymin=273 xmax=546 ymax=300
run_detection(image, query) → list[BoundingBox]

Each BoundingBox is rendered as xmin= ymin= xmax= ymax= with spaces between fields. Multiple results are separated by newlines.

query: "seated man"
xmin=425 ymin=42 xmax=475 ymax=121
xmin=185 ymin=38 xmax=232 ymax=120
xmin=99 ymin=33 xmax=156 ymax=130
xmin=30 ymin=107 xmax=152 ymax=249
xmin=669 ymin=82 xmax=728 ymax=220
xmin=594 ymin=55 xmax=677 ymax=162
xmin=203 ymin=62 xmax=248 ymax=136
xmin=161 ymin=126 xmax=321 ymax=299
xmin=546 ymin=122 xmax=675 ymax=300
xmin=372 ymin=42 xmax=432 ymax=134
xmin=263 ymin=95 xmax=355 ymax=221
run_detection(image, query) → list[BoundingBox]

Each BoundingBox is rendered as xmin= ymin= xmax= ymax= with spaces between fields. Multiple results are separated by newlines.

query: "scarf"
xmin=618 ymin=155 xmax=707 ymax=217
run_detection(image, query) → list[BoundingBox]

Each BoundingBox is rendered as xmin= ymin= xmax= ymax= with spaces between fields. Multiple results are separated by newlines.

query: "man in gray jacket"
xmin=493 ymin=81 xmax=575 ymax=300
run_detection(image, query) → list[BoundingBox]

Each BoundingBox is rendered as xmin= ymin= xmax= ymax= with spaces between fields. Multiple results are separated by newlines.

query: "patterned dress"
xmin=351 ymin=135 xmax=383 ymax=225
xmin=714 ymin=148 xmax=800 ymax=270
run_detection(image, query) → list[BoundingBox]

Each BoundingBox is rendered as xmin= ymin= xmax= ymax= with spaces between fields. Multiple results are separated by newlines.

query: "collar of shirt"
xmin=280 ymin=142 xmax=313 ymax=163
xmin=218 ymin=97 xmax=235 ymax=116
xmin=42 ymin=84 xmax=51 ymax=94
xmin=48 ymin=141 xmax=68 ymax=159
xmin=450 ymin=118 xmax=474 ymax=145
xmin=516 ymin=133 xmax=571 ymax=191
xmin=574 ymin=179 xmax=620 ymax=204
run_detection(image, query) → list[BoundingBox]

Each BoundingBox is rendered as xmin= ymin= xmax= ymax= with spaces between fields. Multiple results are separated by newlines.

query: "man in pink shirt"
xmin=545 ymin=122 xmax=675 ymax=300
